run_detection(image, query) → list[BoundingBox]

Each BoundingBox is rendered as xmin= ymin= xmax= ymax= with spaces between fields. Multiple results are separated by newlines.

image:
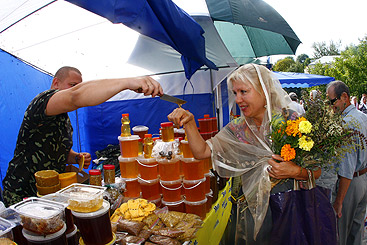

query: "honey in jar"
xmin=121 ymin=113 xmax=131 ymax=137
xmin=162 ymin=198 xmax=185 ymax=213
xmin=181 ymin=140 xmax=194 ymax=158
xmin=118 ymin=135 xmax=139 ymax=158
xmin=158 ymin=158 xmax=181 ymax=181
xmin=184 ymin=198 xmax=207 ymax=220
xmin=183 ymin=178 xmax=206 ymax=202
xmin=138 ymin=178 xmax=161 ymax=201
xmin=143 ymin=134 xmax=154 ymax=158
xmin=181 ymin=158 xmax=205 ymax=180
xmin=160 ymin=179 xmax=182 ymax=203
xmin=103 ymin=165 xmax=115 ymax=185
xmin=132 ymin=125 xmax=149 ymax=139
xmin=123 ymin=178 xmax=141 ymax=198
xmin=89 ymin=169 xmax=102 ymax=186
xmin=137 ymin=157 xmax=158 ymax=180
xmin=203 ymin=157 xmax=212 ymax=174
xmin=160 ymin=122 xmax=174 ymax=142
xmin=118 ymin=156 xmax=138 ymax=179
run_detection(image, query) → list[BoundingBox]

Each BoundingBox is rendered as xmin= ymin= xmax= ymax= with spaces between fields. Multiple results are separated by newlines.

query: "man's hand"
xmin=129 ymin=76 xmax=163 ymax=97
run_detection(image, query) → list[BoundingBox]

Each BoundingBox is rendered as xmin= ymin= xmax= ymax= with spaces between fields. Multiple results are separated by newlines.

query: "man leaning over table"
xmin=2 ymin=66 xmax=163 ymax=207
xmin=327 ymin=80 xmax=367 ymax=245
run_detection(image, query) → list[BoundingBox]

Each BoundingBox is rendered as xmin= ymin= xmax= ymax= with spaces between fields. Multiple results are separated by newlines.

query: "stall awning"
xmin=273 ymin=71 xmax=335 ymax=88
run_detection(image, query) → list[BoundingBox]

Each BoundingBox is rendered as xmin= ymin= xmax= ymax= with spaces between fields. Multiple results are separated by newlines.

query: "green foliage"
xmin=273 ymin=57 xmax=296 ymax=72
xmin=297 ymin=54 xmax=309 ymax=64
xmin=312 ymin=40 xmax=342 ymax=59
xmin=309 ymin=36 xmax=367 ymax=96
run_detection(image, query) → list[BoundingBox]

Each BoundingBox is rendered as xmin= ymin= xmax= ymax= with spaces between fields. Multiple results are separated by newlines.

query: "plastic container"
xmin=118 ymin=135 xmax=139 ymax=158
xmin=161 ymin=122 xmax=175 ymax=142
xmin=103 ymin=164 xmax=115 ymax=185
xmin=57 ymin=183 xmax=106 ymax=213
xmin=122 ymin=178 xmax=141 ymax=198
xmin=66 ymin=225 xmax=78 ymax=245
xmin=143 ymin=134 xmax=154 ymax=158
xmin=118 ymin=156 xmax=138 ymax=179
xmin=160 ymin=179 xmax=182 ymax=203
xmin=89 ymin=169 xmax=102 ymax=186
xmin=181 ymin=140 xmax=194 ymax=158
xmin=72 ymin=200 xmax=113 ymax=245
xmin=132 ymin=125 xmax=149 ymax=139
xmin=198 ymin=117 xmax=212 ymax=133
xmin=0 ymin=208 xmax=28 ymax=244
xmin=161 ymin=198 xmax=185 ymax=213
xmin=181 ymin=158 xmax=205 ymax=180
xmin=121 ymin=113 xmax=131 ymax=137
xmin=138 ymin=177 xmax=161 ymax=201
xmin=206 ymin=190 xmax=213 ymax=213
xmin=137 ymin=157 xmax=158 ymax=180
xmin=203 ymin=157 xmax=212 ymax=174
xmin=59 ymin=172 xmax=77 ymax=189
xmin=158 ymin=158 xmax=181 ymax=181
xmin=0 ymin=217 xmax=15 ymax=240
xmin=204 ymin=173 xmax=211 ymax=194
xmin=200 ymin=132 xmax=212 ymax=140
xmin=184 ymin=198 xmax=207 ymax=220
xmin=10 ymin=197 xmax=66 ymax=235
xmin=183 ymin=178 xmax=206 ymax=202
xmin=22 ymin=222 xmax=66 ymax=245
xmin=34 ymin=170 xmax=59 ymax=187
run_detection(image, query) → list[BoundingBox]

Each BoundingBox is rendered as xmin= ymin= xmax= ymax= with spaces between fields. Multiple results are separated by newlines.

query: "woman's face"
xmin=232 ymin=80 xmax=266 ymax=124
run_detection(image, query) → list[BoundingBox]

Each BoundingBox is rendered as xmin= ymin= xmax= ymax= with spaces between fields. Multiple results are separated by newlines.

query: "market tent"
xmin=274 ymin=71 xmax=335 ymax=88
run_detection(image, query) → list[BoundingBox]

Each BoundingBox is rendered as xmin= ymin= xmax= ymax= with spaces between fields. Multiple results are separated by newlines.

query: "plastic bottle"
xmin=144 ymin=134 xmax=154 ymax=158
xmin=121 ymin=113 xmax=131 ymax=137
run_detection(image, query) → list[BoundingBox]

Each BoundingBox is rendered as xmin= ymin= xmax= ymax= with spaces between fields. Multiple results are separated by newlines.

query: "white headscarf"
xmin=209 ymin=64 xmax=293 ymax=239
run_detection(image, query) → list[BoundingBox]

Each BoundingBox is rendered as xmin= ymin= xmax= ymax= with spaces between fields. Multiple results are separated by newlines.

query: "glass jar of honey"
xmin=103 ymin=165 xmax=115 ymax=185
xmin=160 ymin=122 xmax=174 ymax=142
xmin=89 ymin=169 xmax=102 ymax=186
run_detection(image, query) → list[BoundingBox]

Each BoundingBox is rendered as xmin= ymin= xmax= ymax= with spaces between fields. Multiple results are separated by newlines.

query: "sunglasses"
xmin=328 ymin=97 xmax=340 ymax=105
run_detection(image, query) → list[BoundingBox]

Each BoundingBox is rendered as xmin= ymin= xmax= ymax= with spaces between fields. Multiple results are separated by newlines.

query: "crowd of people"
xmin=2 ymin=63 xmax=366 ymax=245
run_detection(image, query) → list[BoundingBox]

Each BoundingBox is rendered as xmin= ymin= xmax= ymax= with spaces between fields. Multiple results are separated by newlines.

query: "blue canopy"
xmin=66 ymin=0 xmax=217 ymax=79
xmin=273 ymin=71 xmax=335 ymax=88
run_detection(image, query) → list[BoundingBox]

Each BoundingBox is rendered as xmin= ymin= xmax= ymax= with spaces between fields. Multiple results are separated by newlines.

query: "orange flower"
xmin=285 ymin=117 xmax=307 ymax=137
xmin=280 ymin=144 xmax=296 ymax=161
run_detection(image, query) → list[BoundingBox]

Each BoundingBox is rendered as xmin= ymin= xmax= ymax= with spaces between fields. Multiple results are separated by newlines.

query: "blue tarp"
xmin=273 ymin=71 xmax=335 ymax=88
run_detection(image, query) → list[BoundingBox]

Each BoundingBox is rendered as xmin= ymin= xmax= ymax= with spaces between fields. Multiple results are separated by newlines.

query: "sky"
xmin=264 ymin=0 xmax=367 ymax=62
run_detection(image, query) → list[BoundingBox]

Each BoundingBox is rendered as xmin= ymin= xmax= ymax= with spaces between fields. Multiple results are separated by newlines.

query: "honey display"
xmin=183 ymin=178 xmax=206 ymax=202
xmin=118 ymin=135 xmax=139 ymax=158
xmin=89 ymin=169 xmax=102 ymax=186
xmin=138 ymin=178 xmax=161 ymax=201
xmin=119 ymin=156 xmax=139 ymax=179
xmin=122 ymin=178 xmax=141 ymax=198
xmin=58 ymin=183 xmax=106 ymax=213
xmin=160 ymin=122 xmax=175 ymax=142
xmin=181 ymin=140 xmax=194 ymax=158
xmin=132 ymin=125 xmax=149 ymax=139
xmin=181 ymin=158 xmax=205 ymax=180
xmin=161 ymin=198 xmax=185 ymax=213
xmin=158 ymin=158 xmax=181 ymax=181
xmin=184 ymin=198 xmax=207 ymax=219
xmin=120 ymin=113 xmax=131 ymax=137
xmin=137 ymin=157 xmax=158 ymax=180
xmin=22 ymin=223 xmax=67 ymax=245
xmin=103 ymin=164 xmax=116 ymax=184
xmin=160 ymin=179 xmax=182 ymax=203
xmin=143 ymin=134 xmax=154 ymax=158
xmin=72 ymin=200 xmax=114 ymax=245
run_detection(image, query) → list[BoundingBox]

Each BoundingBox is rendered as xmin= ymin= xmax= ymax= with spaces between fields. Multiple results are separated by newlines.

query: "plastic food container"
xmin=161 ymin=198 xmax=185 ymax=213
xmin=138 ymin=177 xmax=161 ymax=201
xmin=0 ymin=217 xmax=15 ymax=240
xmin=198 ymin=118 xmax=212 ymax=133
xmin=137 ymin=157 xmax=158 ymax=180
xmin=89 ymin=169 xmax=102 ymax=186
xmin=122 ymin=178 xmax=141 ymax=198
xmin=57 ymin=183 xmax=106 ymax=213
xmin=160 ymin=179 xmax=182 ymax=202
xmin=66 ymin=225 xmax=78 ymax=245
xmin=10 ymin=197 xmax=66 ymax=235
xmin=157 ymin=158 xmax=180 ymax=181
xmin=34 ymin=170 xmax=59 ymax=187
xmin=119 ymin=156 xmax=139 ymax=179
xmin=0 ymin=208 xmax=27 ymax=244
xmin=181 ymin=158 xmax=205 ymax=180
xmin=72 ymin=200 xmax=113 ymax=245
xmin=22 ymin=222 xmax=66 ymax=245
xmin=181 ymin=140 xmax=194 ymax=158
xmin=183 ymin=178 xmax=206 ymax=202
xmin=118 ymin=135 xmax=139 ymax=158
xmin=184 ymin=198 xmax=207 ymax=219
xmin=103 ymin=164 xmax=116 ymax=184
xmin=202 ymin=157 xmax=212 ymax=174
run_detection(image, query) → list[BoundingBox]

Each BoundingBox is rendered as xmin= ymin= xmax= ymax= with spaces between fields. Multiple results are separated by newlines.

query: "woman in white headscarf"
xmin=168 ymin=64 xmax=321 ymax=244
xmin=359 ymin=94 xmax=367 ymax=114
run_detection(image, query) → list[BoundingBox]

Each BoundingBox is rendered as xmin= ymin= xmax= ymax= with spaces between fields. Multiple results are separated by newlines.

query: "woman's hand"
xmin=267 ymin=154 xmax=301 ymax=179
xmin=167 ymin=108 xmax=195 ymax=127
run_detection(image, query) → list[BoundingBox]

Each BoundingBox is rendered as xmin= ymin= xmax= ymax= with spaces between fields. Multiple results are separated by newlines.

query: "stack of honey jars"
xmin=198 ymin=114 xmax=218 ymax=139
xmin=118 ymin=113 xmax=141 ymax=199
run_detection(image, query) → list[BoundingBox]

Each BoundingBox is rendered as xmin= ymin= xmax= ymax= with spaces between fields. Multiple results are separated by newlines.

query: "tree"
xmin=297 ymin=54 xmax=309 ymax=64
xmin=312 ymin=40 xmax=342 ymax=59
xmin=309 ymin=36 xmax=367 ymax=96
xmin=273 ymin=57 xmax=296 ymax=72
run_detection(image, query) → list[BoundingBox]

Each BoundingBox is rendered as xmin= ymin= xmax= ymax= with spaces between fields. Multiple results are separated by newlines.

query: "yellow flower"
xmin=281 ymin=144 xmax=296 ymax=161
xmin=298 ymin=136 xmax=314 ymax=151
xmin=299 ymin=120 xmax=312 ymax=134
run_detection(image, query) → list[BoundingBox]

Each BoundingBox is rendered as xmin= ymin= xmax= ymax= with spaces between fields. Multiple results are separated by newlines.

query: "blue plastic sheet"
xmin=270 ymin=186 xmax=337 ymax=245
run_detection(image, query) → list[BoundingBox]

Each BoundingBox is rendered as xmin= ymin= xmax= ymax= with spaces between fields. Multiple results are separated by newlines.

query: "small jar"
xmin=161 ymin=122 xmax=174 ymax=142
xmin=89 ymin=169 xmax=102 ymax=186
xmin=103 ymin=165 xmax=115 ymax=185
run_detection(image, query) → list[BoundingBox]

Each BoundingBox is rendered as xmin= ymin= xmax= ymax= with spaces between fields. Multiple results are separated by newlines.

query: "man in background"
xmin=289 ymin=92 xmax=305 ymax=115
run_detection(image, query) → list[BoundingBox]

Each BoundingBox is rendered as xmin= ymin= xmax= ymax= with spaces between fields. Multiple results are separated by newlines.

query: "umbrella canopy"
xmin=205 ymin=0 xmax=301 ymax=64
xmin=274 ymin=72 xmax=335 ymax=88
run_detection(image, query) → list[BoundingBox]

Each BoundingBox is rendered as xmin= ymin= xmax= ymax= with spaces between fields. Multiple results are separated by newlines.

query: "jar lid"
xmin=118 ymin=135 xmax=140 ymax=141
xmin=22 ymin=222 xmax=66 ymax=242
xmin=160 ymin=122 xmax=173 ymax=127
xmin=103 ymin=165 xmax=115 ymax=170
xmin=204 ymin=114 xmax=210 ymax=118
xmin=121 ymin=113 xmax=129 ymax=117
xmin=71 ymin=200 xmax=110 ymax=218
xmin=89 ymin=169 xmax=101 ymax=175
xmin=145 ymin=134 xmax=152 ymax=138
xmin=132 ymin=125 xmax=149 ymax=132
